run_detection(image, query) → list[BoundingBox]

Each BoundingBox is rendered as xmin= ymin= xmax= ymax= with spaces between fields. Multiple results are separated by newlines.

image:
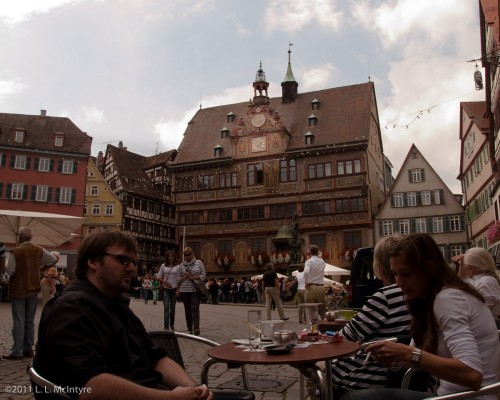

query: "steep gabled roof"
xmin=143 ymin=149 xmax=177 ymax=169
xmin=377 ymin=144 xmax=464 ymax=215
xmin=107 ymin=145 xmax=162 ymax=199
xmin=0 ymin=112 xmax=92 ymax=154
xmin=174 ymin=82 xmax=376 ymax=165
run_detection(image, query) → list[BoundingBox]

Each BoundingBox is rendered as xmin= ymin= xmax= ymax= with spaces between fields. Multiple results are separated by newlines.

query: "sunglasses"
xmin=184 ymin=253 xmax=193 ymax=257
xmin=104 ymin=253 xmax=139 ymax=267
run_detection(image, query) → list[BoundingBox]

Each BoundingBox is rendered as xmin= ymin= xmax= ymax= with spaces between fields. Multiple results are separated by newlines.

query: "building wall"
xmin=83 ymin=158 xmax=123 ymax=238
xmin=376 ymin=145 xmax=468 ymax=261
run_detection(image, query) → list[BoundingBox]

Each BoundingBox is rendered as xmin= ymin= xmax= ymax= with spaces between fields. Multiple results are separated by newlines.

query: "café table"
xmin=201 ymin=339 xmax=359 ymax=400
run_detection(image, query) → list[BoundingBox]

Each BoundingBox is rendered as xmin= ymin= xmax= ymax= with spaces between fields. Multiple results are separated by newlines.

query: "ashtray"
xmin=263 ymin=344 xmax=296 ymax=355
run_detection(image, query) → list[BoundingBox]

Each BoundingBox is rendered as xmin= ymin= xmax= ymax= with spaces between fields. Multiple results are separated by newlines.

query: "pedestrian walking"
xmin=157 ymin=250 xmax=179 ymax=330
xmin=304 ymin=244 xmax=326 ymax=319
xmin=177 ymin=247 xmax=206 ymax=335
xmin=4 ymin=226 xmax=58 ymax=360
xmin=262 ymin=263 xmax=288 ymax=321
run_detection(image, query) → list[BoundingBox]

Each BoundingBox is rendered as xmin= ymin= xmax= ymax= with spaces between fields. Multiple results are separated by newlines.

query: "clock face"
xmin=251 ymin=113 xmax=266 ymax=128
xmin=252 ymin=136 xmax=266 ymax=152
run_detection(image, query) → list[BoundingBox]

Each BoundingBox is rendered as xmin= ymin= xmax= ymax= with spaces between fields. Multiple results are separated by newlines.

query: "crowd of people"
xmin=1 ymin=228 xmax=499 ymax=400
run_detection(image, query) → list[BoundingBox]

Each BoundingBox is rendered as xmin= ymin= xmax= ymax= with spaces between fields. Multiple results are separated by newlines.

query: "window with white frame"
xmin=38 ymin=158 xmax=50 ymax=172
xmin=55 ymin=135 xmax=64 ymax=147
xmin=383 ymin=220 xmax=393 ymax=236
xmin=91 ymin=185 xmax=98 ymax=195
xmin=35 ymin=186 xmax=49 ymax=202
xmin=14 ymin=155 xmax=27 ymax=169
xmin=11 ymin=183 xmax=24 ymax=200
xmin=449 ymin=216 xmax=462 ymax=231
xmin=434 ymin=190 xmax=442 ymax=204
xmin=416 ymin=218 xmax=427 ymax=233
xmin=59 ymin=188 xmax=72 ymax=204
xmin=411 ymin=169 xmax=422 ymax=182
xmin=62 ymin=160 xmax=74 ymax=174
xmin=421 ymin=191 xmax=431 ymax=205
xmin=105 ymin=203 xmax=114 ymax=215
xmin=407 ymin=192 xmax=417 ymax=206
xmin=15 ymin=130 xmax=24 ymax=143
xmin=400 ymin=219 xmax=410 ymax=235
xmin=433 ymin=217 xmax=443 ymax=233
xmin=450 ymin=246 xmax=462 ymax=257
xmin=393 ymin=193 xmax=404 ymax=207
xmin=92 ymin=203 xmax=100 ymax=215
xmin=84 ymin=204 xmax=88 ymax=215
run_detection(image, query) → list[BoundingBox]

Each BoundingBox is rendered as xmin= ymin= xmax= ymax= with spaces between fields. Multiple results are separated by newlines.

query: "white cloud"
xmin=264 ymin=0 xmax=343 ymax=34
xmin=0 ymin=0 xmax=85 ymax=25
xmin=0 ymin=79 xmax=26 ymax=102
xmin=301 ymin=63 xmax=338 ymax=91
xmin=352 ymin=0 xmax=471 ymax=49
xmin=81 ymin=105 xmax=105 ymax=124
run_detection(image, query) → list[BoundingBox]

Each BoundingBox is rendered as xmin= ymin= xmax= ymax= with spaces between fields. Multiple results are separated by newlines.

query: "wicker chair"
xmin=147 ymin=330 xmax=254 ymax=400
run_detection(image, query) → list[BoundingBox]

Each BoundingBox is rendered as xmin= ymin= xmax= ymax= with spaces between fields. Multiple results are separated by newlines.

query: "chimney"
xmin=40 ymin=110 xmax=47 ymax=117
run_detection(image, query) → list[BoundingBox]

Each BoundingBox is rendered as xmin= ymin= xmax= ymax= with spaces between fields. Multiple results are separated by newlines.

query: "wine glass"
xmin=247 ymin=310 xmax=262 ymax=351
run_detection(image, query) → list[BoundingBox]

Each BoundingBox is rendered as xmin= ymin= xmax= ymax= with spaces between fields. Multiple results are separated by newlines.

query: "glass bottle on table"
xmin=247 ymin=310 xmax=262 ymax=351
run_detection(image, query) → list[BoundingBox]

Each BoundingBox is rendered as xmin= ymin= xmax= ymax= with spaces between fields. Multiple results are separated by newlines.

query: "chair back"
xmin=148 ymin=330 xmax=185 ymax=369
xmin=27 ymin=364 xmax=71 ymax=399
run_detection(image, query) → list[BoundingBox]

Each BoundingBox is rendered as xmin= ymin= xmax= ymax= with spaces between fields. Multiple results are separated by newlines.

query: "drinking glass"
xmin=305 ymin=304 xmax=320 ymax=341
xmin=247 ymin=310 xmax=262 ymax=351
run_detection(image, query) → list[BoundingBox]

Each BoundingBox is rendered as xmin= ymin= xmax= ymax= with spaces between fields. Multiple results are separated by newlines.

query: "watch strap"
xmin=411 ymin=347 xmax=422 ymax=368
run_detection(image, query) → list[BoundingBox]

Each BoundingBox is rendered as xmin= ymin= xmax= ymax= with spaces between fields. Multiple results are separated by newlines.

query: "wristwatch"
xmin=411 ymin=347 xmax=422 ymax=368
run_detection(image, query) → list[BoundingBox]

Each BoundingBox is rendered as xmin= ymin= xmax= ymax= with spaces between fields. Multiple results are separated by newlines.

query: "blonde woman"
xmin=40 ymin=251 xmax=60 ymax=308
xmin=453 ymin=247 xmax=500 ymax=318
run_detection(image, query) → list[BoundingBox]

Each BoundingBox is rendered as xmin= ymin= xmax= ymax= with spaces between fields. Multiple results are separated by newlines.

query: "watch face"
xmin=251 ymin=136 xmax=266 ymax=152
xmin=251 ymin=113 xmax=266 ymax=128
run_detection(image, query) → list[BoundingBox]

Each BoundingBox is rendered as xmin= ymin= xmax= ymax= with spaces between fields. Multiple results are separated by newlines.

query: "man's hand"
xmin=170 ymin=385 xmax=214 ymax=400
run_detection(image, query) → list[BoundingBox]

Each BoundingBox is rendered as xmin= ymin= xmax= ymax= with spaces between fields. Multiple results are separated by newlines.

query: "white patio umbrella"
xmin=251 ymin=272 xmax=287 ymax=280
xmin=323 ymin=263 xmax=351 ymax=276
xmin=0 ymin=209 xmax=84 ymax=247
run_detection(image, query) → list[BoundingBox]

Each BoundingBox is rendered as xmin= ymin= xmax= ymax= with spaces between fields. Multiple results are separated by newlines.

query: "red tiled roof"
xmin=174 ymin=82 xmax=375 ymax=165
xmin=0 ymin=112 xmax=92 ymax=154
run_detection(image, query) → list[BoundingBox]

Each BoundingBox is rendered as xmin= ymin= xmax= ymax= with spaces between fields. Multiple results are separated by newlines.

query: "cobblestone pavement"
xmin=0 ymin=298 xmax=309 ymax=400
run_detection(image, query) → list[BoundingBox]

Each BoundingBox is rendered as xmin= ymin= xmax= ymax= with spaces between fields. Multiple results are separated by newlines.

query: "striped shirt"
xmin=177 ymin=258 xmax=206 ymax=293
xmin=331 ymin=284 xmax=410 ymax=390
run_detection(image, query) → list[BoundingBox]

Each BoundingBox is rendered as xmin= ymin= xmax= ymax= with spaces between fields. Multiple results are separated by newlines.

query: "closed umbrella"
xmin=0 ymin=209 xmax=84 ymax=246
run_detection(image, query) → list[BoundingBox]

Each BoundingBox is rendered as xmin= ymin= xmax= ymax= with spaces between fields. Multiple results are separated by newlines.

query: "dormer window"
xmin=55 ymin=134 xmax=64 ymax=147
xmin=305 ymin=131 xmax=314 ymax=145
xmin=15 ymin=130 xmax=25 ymax=143
xmin=214 ymin=144 xmax=223 ymax=157
xmin=226 ymin=112 xmax=236 ymax=123
xmin=308 ymin=114 xmax=318 ymax=127
xmin=220 ymin=127 xmax=230 ymax=139
xmin=311 ymin=99 xmax=320 ymax=111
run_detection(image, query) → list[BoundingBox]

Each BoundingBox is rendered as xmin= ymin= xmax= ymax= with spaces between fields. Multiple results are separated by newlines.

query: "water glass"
xmin=248 ymin=310 xmax=261 ymax=351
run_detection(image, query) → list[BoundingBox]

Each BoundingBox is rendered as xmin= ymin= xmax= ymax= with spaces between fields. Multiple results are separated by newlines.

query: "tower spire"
xmin=281 ymin=42 xmax=298 ymax=103
xmin=252 ymin=61 xmax=269 ymax=106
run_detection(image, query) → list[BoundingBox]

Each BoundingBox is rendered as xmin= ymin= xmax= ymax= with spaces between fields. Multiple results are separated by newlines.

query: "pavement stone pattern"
xmin=0 ymin=298 xmax=308 ymax=400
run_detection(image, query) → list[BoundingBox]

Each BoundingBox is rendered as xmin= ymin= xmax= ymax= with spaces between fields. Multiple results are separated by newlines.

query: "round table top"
xmin=207 ymin=340 xmax=359 ymax=365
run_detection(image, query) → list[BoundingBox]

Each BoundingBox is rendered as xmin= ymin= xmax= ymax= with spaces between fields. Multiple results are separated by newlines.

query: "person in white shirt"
xmin=304 ymin=244 xmax=326 ymax=318
xmin=295 ymin=265 xmax=306 ymax=323
xmin=454 ymin=247 xmax=500 ymax=319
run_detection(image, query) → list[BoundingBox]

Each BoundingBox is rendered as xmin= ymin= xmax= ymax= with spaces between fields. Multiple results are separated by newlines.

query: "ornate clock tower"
xmin=252 ymin=61 xmax=269 ymax=106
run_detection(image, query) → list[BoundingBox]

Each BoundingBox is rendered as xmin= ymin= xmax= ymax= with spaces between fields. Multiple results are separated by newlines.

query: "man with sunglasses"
xmin=34 ymin=231 xmax=214 ymax=400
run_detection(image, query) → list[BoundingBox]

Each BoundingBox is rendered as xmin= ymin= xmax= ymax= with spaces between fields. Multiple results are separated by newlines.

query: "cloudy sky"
xmin=0 ymin=0 xmax=485 ymax=193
